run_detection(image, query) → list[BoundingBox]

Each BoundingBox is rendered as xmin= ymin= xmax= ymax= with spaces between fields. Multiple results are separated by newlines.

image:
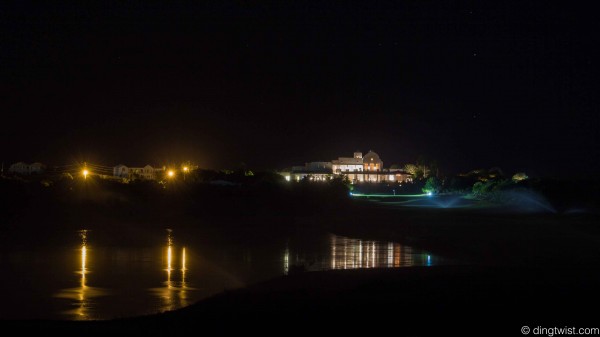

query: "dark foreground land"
xmin=7 ymin=266 xmax=600 ymax=336
xmin=2 ymin=178 xmax=600 ymax=335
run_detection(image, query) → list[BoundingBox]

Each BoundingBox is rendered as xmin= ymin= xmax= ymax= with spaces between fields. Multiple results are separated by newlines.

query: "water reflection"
xmin=283 ymin=246 xmax=290 ymax=275
xmin=55 ymin=230 xmax=105 ymax=320
xmin=155 ymin=229 xmax=190 ymax=312
xmin=181 ymin=247 xmax=187 ymax=306
xmin=78 ymin=243 xmax=88 ymax=318
xmin=328 ymin=235 xmax=432 ymax=270
xmin=35 ymin=230 xmax=442 ymax=320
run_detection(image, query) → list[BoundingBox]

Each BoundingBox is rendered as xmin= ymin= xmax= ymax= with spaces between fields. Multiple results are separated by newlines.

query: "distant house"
xmin=8 ymin=162 xmax=46 ymax=175
xmin=113 ymin=164 xmax=165 ymax=180
xmin=113 ymin=164 xmax=129 ymax=178
xmin=30 ymin=162 xmax=46 ymax=174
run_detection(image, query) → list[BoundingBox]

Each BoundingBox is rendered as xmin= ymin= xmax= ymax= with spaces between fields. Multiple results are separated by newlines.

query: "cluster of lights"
xmin=80 ymin=164 xmax=192 ymax=180
xmin=166 ymin=166 xmax=190 ymax=180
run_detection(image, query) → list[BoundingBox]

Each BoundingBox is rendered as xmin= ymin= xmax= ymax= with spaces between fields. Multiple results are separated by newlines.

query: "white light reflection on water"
xmin=326 ymin=235 xmax=434 ymax=270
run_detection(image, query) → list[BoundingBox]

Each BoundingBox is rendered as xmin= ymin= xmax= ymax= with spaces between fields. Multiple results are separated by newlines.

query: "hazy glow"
xmin=181 ymin=247 xmax=186 ymax=271
xmin=168 ymin=170 xmax=175 ymax=178
xmin=183 ymin=166 xmax=189 ymax=172
xmin=82 ymin=169 xmax=89 ymax=179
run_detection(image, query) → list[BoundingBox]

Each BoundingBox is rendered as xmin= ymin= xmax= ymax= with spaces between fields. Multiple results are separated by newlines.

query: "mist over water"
xmin=495 ymin=190 xmax=557 ymax=213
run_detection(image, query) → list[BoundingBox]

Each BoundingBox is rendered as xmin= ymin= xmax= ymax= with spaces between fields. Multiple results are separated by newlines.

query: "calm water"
xmin=0 ymin=229 xmax=441 ymax=320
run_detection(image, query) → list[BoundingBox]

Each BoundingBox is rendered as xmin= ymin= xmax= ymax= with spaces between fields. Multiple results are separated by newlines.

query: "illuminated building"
xmin=283 ymin=150 xmax=412 ymax=183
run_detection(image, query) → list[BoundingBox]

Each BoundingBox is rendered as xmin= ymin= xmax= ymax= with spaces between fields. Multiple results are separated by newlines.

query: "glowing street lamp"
xmin=167 ymin=170 xmax=175 ymax=178
xmin=82 ymin=169 xmax=89 ymax=180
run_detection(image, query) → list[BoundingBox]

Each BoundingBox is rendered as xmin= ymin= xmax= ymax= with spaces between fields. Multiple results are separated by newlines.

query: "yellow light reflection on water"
xmin=160 ymin=237 xmax=190 ymax=311
xmin=167 ymin=246 xmax=173 ymax=273
xmin=77 ymin=243 xmax=88 ymax=318
xmin=180 ymin=247 xmax=187 ymax=307
xmin=81 ymin=245 xmax=87 ymax=280
xmin=166 ymin=245 xmax=173 ymax=287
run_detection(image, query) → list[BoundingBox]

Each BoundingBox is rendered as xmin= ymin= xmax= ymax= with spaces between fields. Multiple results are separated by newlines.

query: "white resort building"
xmin=282 ymin=150 xmax=412 ymax=183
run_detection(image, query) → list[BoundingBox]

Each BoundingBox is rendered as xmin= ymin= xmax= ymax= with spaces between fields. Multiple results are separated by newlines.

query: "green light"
xmin=350 ymin=193 xmax=430 ymax=198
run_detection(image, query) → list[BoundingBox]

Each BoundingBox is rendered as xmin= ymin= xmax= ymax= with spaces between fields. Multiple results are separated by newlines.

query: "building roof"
xmin=333 ymin=157 xmax=362 ymax=165
xmin=362 ymin=150 xmax=382 ymax=163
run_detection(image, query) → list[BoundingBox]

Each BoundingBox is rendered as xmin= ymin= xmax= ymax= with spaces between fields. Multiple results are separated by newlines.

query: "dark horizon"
xmin=1 ymin=1 xmax=598 ymax=177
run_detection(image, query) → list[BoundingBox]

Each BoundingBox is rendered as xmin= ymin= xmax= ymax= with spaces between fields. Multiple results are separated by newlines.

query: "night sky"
xmin=1 ymin=1 xmax=598 ymax=177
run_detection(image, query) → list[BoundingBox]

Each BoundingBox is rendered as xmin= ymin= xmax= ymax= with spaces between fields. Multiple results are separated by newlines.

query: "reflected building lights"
xmin=283 ymin=247 xmax=289 ymax=275
xmin=329 ymin=235 xmax=433 ymax=270
xmin=387 ymin=242 xmax=393 ymax=267
xmin=371 ymin=242 xmax=375 ymax=267
xmin=331 ymin=236 xmax=336 ymax=269
xmin=344 ymin=241 xmax=348 ymax=269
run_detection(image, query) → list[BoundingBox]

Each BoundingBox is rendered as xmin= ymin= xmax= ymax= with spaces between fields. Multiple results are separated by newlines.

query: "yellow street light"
xmin=82 ymin=169 xmax=89 ymax=180
xmin=182 ymin=166 xmax=189 ymax=181
xmin=167 ymin=170 xmax=175 ymax=178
